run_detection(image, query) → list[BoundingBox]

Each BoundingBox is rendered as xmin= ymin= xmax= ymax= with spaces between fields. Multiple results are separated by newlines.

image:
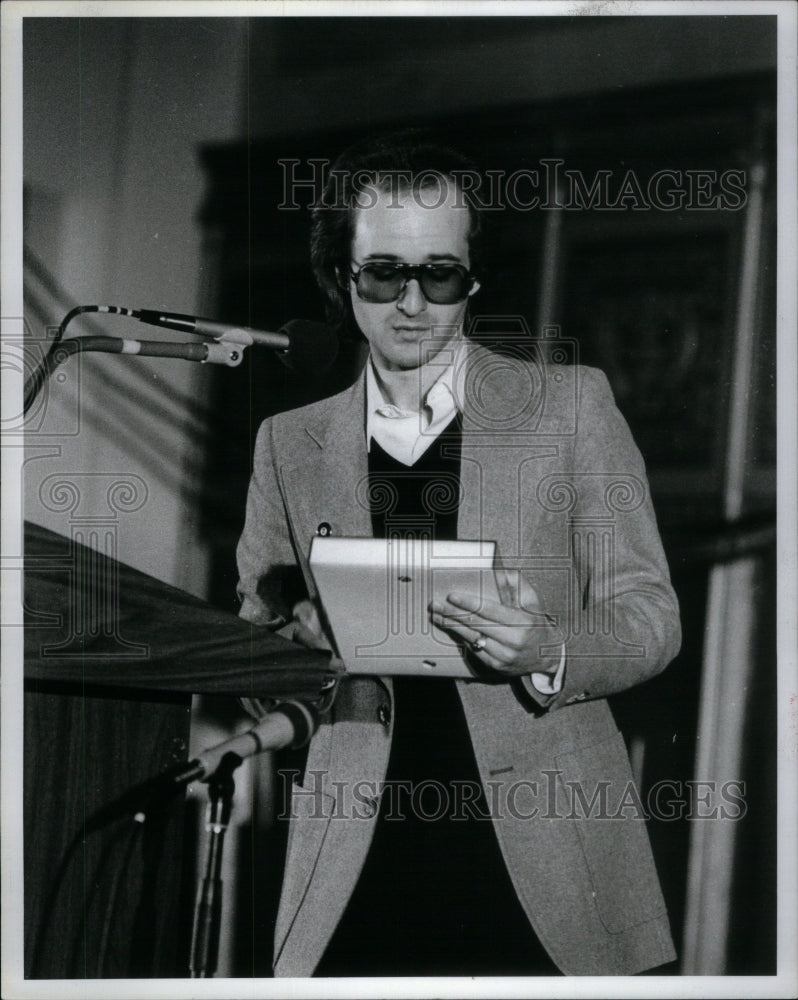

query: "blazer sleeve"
xmin=236 ymin=417 xmax=300 ymax=629
xmin=525 ymin=366 xmax=681 ymax=712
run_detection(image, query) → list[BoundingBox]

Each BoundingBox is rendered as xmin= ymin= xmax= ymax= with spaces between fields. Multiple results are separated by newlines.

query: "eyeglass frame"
xmin=347 ymin=260 xmax=478 ymax=304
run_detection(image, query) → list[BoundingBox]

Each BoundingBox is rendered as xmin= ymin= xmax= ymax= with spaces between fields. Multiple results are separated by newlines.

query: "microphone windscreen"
xmin=281 ymin=320 xmax=338 ymax=374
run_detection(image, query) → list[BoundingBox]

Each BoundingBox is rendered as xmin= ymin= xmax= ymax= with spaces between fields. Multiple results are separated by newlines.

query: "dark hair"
xmin=310 ymin=129 xmax=485 ymax=331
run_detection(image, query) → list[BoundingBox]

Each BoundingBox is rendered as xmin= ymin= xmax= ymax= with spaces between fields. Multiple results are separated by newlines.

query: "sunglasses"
xmin=349 ymin=261 xmax=477 ymax=305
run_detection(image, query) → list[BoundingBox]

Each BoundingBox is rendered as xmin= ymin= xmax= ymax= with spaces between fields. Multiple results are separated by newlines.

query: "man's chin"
xmin=390 ymin=331 xmax=460 ymax=368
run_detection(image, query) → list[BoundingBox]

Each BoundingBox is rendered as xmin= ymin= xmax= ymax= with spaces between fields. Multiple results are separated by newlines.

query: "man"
xmin=237 ymin=132 xmax=681 ymax=977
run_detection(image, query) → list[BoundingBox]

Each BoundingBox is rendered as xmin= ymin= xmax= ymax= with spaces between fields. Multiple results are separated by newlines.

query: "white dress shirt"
xmin=365 ymin=341 xmax=465 ymax=465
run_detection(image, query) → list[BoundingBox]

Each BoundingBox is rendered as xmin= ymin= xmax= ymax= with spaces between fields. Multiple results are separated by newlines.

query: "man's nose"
xmin=396 ymin=278 xmax=427 ymax=316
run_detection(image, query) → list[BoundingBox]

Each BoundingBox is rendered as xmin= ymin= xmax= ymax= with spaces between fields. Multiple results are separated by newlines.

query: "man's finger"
xmin=293 ymin=620 xmax=332 ymax=652
xmin=431 ymin=609 xmax=516 ymax=647
xmin=493 ymin=565 xmax=516 ymax=607
xmin=434 ymin=593 xmax=530 ymax=626
xmin=429 ymin=613 xmax=518 ymax=671
xmin=515 ymin=574 xmax=543 ymax=613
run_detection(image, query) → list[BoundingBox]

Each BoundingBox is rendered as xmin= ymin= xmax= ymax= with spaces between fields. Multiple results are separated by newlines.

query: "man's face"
xmin=348 ymin=182 xmax=479 ymax=372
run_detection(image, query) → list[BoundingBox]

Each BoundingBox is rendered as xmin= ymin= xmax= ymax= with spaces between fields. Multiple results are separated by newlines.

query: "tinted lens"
xmin=355 ymin=263 xmax=471 ymax=304
xmin=356 ymin=263 xmax=406 ymax=302
xmin=418 ymin=265 xmax=470 ymax=304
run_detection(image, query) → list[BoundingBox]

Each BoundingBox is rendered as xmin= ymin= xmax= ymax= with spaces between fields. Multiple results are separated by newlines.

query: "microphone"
xmin=136 ymin=312 xmax=338 ymax=373
xmin=81 ymin=701 xmax=319 ymax=832
xmin=137 ymin=310 xmax=290 ymax=349
xmin=174 ymin=700 xmax=319 ymax=786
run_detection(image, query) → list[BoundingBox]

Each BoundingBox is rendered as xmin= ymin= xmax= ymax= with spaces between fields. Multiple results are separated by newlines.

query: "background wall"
xmin=248 ymin=15 xmax=776 ymax=134
xmin=24 ymin=17 xmax=248 ymax=595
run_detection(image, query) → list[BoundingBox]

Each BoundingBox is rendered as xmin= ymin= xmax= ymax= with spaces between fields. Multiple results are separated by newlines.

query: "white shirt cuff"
xmin=529 ymin=643 xmax=567 ymax=695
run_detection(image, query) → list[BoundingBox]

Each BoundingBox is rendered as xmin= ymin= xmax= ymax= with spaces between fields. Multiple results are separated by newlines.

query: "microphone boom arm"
xmin=23 ymin=335 xmax=243 ymax=414
xmin=23 ymin=302 xmax=337 ymax=415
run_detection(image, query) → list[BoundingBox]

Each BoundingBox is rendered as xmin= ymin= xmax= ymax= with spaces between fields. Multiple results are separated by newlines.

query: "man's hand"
xmin=429 ymin=568 xmax=562 ymax=678
xmin=291 ymin=599 xmax=333 ymax=652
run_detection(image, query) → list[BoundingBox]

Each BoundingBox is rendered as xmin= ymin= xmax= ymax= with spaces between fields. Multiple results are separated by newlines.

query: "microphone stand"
xmin=185 ymin=702 xmax=323 ymax=976
xmin=23 ymin=334 xmax=243 ymax=415
xmin=189 ymin=751 xmax=242 ymax=979
xmin=22 ymin=302 xmax=336 ymax=416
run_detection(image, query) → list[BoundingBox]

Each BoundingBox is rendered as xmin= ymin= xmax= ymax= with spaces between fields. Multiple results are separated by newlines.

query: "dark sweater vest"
xmin=315 ymin=417 xmax=557 ymax=976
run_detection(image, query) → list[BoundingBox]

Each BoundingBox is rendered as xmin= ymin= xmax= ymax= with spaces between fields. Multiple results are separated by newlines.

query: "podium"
xmin=23 ymin=522 xmax=338 ymax=978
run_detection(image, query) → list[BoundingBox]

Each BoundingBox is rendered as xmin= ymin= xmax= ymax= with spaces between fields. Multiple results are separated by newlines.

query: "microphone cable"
xmin=25 ymin=305 xmax=157 ymax=414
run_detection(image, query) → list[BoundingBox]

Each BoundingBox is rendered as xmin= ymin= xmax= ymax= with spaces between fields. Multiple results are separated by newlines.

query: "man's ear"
xmin=468 ymin=278 xmax=481 ymax=296
xmin=335 ymin=266 xmax=348 ymax=290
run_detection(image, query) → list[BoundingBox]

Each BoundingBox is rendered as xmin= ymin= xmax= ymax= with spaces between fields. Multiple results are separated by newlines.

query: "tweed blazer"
xmin=237 ymin=342 xmax=681 ymax=976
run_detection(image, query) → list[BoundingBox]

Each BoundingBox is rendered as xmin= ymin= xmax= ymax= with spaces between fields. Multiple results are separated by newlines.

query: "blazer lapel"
xmin=458 ymin=340 xmax=558 ymax=556
xmin=279 ymin=376 xmax=373 ymax=563
xmin=458 ymin=341 xmax=524 ymax=547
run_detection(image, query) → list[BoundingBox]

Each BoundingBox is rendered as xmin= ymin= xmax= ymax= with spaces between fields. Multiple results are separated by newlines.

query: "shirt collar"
xmin=365 ymin=337 xmax=467 ymax=433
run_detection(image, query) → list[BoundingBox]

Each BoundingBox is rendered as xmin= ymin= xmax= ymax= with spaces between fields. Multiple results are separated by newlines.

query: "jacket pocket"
xmin=555 ymin=731 xmax=667 ymax=934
